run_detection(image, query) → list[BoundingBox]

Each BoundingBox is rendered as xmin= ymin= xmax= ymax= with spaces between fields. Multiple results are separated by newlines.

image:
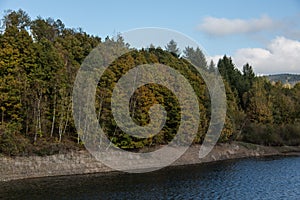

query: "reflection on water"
xmin=1 ymin=156 xmax=299 ymax=199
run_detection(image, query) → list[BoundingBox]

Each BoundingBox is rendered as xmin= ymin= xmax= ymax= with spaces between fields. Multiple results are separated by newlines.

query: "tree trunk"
xmin=50 ymin=92 xmax=56 ymax=137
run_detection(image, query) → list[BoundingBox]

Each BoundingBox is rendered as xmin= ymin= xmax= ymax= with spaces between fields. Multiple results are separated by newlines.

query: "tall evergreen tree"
xmin=208 ymin=60 xmax=216 ymax=73
xmin=165 ymin=39 xmax=180 ymax=57
xmin=241 ymin=63 xmax=255 ymax=108
xmin=183 ymin=46 xmax=207 ymax=70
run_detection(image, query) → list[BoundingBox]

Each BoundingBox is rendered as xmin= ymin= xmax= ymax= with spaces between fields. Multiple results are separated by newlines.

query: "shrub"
xmin=279 ymin=124 xmax=300 ymax=146
xmin=0 ymin=123 xmax=31 ymax=156
xmin=240 ymin=123 xmax=284 ymax=146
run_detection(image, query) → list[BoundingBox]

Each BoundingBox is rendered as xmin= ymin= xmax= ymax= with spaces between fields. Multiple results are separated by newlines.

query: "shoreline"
xmin=1 ymin=142 xmax=300 ymax=182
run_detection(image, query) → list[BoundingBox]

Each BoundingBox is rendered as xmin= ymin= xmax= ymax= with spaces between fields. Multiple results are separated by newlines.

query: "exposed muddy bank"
xmin=1 ymin=142 xmax=299 ymax=182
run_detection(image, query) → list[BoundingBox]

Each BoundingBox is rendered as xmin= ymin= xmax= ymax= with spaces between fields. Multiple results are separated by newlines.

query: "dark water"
xmin=1 ymin=156 xmax=299 ymax=200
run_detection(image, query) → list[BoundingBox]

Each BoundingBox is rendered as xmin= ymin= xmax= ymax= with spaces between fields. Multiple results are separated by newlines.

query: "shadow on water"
xmin=0 ymin=156 xmax=299 ymax=200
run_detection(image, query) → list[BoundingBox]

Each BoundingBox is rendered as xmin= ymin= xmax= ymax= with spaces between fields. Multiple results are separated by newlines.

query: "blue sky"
xmin=1 ymin=0 xmax=300 ymax=74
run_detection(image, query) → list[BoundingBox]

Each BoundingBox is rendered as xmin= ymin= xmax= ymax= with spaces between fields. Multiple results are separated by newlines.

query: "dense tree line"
xmin=0 ymin=10 xmax=299 ymax=156
xmin=267 ymin=74 xmax=300 ymax=86
xmin=217 ymin=56 xmax=300 ymax=146
xmin=0 ymin=10 xmax=100 ymax=155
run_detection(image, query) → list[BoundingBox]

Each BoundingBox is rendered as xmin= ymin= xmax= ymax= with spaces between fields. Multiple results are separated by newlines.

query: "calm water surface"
xmin=1 ymin=156 xmax=299 ymax=199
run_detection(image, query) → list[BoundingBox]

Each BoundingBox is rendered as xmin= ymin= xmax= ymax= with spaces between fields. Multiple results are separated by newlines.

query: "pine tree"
xmin=183 ymin=46 xmax=207 ymax=70
xmin=165 ymin=39 xmax=180 ymax=57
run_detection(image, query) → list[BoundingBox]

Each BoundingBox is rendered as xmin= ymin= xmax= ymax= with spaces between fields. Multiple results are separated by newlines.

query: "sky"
xmin=1 ymin=0 xmax=300 ymax=74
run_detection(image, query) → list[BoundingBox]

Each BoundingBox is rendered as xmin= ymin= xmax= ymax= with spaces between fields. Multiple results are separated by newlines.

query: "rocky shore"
xmin=1 ymin=142 xmax=300 ymax=182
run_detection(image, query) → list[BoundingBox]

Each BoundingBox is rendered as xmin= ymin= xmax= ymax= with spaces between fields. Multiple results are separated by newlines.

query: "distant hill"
xmin=266 ymin=74 xmax=300 ymax=86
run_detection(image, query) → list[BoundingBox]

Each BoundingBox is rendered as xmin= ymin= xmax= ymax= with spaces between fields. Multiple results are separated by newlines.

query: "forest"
xmin=0 ymin=10 xmax=300 ymax=156
xmin=267 ymin=74 xmax=300 ymax=86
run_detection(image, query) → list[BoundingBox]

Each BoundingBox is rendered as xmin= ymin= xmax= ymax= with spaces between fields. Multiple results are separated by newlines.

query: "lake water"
xmin=1 ymin=156 xmax=299 ymax=199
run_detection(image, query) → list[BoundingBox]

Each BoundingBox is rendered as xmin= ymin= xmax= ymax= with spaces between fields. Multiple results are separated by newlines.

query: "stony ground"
xmin=1 ymin=142 xmax=299 ymax=182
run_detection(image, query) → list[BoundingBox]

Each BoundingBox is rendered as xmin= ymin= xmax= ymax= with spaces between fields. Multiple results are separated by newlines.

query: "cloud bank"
xmin=198 ymin=15 xmax=279 ymax=36
xmin=234 ymin=37 xmax=300 ymax=74
xmin=209 ymin=37 xmax=300 ymax=74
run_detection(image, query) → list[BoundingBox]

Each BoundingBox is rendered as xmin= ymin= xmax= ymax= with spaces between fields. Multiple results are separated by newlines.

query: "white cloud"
xmin=198 ymin=15 xmax=279 ymax=36
xmin=207 ymin=55 xmax=223 ymax=65
xmin=233 ymin=37 xmax=300 ymax=74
